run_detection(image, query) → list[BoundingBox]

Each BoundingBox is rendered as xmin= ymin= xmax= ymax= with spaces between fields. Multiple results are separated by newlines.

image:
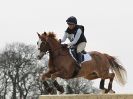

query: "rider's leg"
xmin=77 ymin=42 xmax=86 ymax=63
xmin=71 ymin=48 xmax=77 ymax=60
xmin=77 ymin=52 xmax=82 ymax=63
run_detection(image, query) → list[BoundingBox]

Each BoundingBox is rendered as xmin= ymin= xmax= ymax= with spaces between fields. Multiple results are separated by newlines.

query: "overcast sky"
xmin=0 ymin=0 xmax=133 ymax=93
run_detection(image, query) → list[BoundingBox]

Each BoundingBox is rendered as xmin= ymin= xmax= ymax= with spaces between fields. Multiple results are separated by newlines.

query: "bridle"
xmin=39 ymin=38 xmax=69 ymax=58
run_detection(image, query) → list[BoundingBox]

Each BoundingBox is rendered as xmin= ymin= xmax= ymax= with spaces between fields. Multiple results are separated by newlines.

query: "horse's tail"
xmin=104 ymin=54 xmax=127 ymax=86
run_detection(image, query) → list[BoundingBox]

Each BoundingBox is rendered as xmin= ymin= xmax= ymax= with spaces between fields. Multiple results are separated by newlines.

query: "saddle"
xmin=70 ymin=47 xmax=92 ymax=64
xmin=61 ymin=44 xmax=92 ymax=64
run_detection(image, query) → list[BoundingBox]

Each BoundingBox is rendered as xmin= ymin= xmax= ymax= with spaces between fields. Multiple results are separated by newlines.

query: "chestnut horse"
xmin=37 ymin=32 xmax=127 ymax=94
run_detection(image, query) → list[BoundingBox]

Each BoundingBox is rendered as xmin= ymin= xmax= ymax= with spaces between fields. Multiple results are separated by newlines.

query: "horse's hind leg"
xmin=100 ymin=79 xmax=105 ymax=89
xmin=104 ymin=73 xmax=115 ymax=93
xmin=99 ymin=79 xmax=109 ymax=93
xmin=107 ymin=73 xmax=115 ymax=93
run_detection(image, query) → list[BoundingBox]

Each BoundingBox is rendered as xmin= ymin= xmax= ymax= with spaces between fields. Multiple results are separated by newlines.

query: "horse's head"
xmin=37 ymin=32 xmax=62 ymax=60
xmin=37 ymin=32 xmax=49 ymax=60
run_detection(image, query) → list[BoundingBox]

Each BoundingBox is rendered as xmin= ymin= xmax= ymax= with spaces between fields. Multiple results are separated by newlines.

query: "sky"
xmin=0 ymin=0 xmax=133 ymax=93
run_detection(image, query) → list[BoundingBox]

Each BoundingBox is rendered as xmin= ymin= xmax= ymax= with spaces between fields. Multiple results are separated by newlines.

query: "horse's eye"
xmin=37 ymin=42 xmax=38 ymax=45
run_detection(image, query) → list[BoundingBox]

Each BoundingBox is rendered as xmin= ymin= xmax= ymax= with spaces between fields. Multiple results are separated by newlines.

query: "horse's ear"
xmin=43 ymin=32 xmax=47 ymax=36
xmin=37 ymin=32 xmax=41 ymax=38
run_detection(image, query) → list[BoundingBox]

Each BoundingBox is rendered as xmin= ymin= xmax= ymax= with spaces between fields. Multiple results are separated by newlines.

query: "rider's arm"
xmin=61 ymin=32 xmax=67 ymax=42
xmin=68 ymin=29 xmax=82 ymax=46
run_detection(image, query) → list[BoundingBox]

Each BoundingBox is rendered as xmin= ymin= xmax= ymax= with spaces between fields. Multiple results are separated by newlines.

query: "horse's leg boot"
xmin=53 ymin=80 xmax=64 ymax=93
xmin=43 ymin=81 xmax=53 ymax=93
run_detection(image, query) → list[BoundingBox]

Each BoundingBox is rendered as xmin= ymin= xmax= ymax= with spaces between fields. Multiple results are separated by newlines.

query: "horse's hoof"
xmin=58 ymin=85 xmax=64 ymax=94
xmin=100 ymin=89 xmax=105 ymax=94
xmin=109 ymin=90 xmax=115 ymax=94
xmin=47 ymin=87 xmax=53 ymax=93
xmin=56 ymin=85 xmax=64 ymax=94
xmin=105 ymin=89 xmax=109 ymax=93
xmin=100 ymin=89 xmax=108 ymax=94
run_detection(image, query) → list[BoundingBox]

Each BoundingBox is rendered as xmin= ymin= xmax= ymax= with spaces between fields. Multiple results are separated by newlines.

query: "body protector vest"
xmin=65 ymin=25 xmax=87 ymax=46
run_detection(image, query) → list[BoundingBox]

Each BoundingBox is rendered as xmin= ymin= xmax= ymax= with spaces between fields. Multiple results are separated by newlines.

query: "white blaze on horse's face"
xmin=37 ymin=38 xmax=45 ymax=60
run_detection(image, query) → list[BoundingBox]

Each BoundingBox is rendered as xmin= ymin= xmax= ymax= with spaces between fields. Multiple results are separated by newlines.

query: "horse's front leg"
xmin=41 ymin=70 xmax=55 ymax=94
xmin=51 ymin=71 xmax=65 ymax=93
xmin=51 ymin=71 xmax=64 ymax=80
xmin=42 ymin=80 xmax=53 ymax=94
xmin=41 ymin=70 xmax=55 ymax=81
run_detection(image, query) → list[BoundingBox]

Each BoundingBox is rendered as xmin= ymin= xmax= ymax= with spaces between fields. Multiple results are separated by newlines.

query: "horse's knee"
xmin=40 ymin=74 xmax=44 ymax=81
xmin=41 ymin=74 xmax=49 ymax=81
xmin=111 ymin=73 xmax=115 ymax=78
xmin=107 ymin=73 xmax=115 ymax=81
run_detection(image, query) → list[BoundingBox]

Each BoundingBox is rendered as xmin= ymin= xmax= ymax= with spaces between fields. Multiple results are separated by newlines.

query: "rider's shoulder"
xmin=76 ymin=25 xmax=84 ymax=33
xmin=77 ymin=28 xmax=82 ymax=33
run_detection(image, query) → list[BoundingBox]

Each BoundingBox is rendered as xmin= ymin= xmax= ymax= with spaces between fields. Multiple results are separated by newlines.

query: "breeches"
xmin=76 ymin=42 xmax=86 ymax=53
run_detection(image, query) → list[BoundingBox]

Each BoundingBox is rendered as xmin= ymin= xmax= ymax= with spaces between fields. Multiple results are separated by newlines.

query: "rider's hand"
xmin=67 ymin=43 xmax=72 ymax=48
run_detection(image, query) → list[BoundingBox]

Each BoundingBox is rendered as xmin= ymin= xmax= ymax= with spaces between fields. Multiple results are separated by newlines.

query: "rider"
xmin=60 ymin=16 xmax=87 ymax=63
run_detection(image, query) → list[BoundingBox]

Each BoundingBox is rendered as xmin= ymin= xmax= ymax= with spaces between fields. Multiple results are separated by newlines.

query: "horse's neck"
xmin=48 ymin=38 xmax=57 ymax=48
xmin=48 ymin=40 xmax=70 ymax=59
xmin=48 ymin=39 xmax=61 ymax=55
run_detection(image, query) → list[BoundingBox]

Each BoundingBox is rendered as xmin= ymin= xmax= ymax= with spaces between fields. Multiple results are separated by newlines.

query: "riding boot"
xmin=71 ymin=48 xmax=77 ymax=60
xmin=77 ymin=52 xmax=82 ymax=63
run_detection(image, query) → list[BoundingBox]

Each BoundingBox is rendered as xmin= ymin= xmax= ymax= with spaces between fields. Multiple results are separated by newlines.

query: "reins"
xmin=45 ymin=39 xmax=69 ymax=58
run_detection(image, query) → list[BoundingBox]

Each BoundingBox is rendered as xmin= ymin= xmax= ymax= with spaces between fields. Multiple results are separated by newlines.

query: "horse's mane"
xmin=41 ymin=32 xmax=68 ymax=50
xmin=47 ymin=32 xmax=58 ymax=41
xmin=41 ymin=32 xmax=58 ymax=41
xmin=47 ymin=32 xmax=56 ymax=38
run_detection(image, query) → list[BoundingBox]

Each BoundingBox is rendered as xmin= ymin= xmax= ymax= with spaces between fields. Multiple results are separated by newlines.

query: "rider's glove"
xmin=67 ymin=43 xmax=72 ymax=48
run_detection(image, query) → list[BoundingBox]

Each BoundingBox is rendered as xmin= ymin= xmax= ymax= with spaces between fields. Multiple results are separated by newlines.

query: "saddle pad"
xmin=82 ymin=53 xmax=92 ymax=63
xmin=69 ymin=49 xmax=92 ymax=63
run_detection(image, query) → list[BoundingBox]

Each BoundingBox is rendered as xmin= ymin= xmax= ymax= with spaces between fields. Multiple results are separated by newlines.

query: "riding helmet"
xmin=66 ymin=16 xmax=77 ymax=24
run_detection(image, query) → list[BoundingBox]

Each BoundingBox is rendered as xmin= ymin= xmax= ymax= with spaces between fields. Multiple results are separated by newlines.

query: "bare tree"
xmin=63 ymin=77 xmax=99 ymax=94
xmin=0 ymin=66 xmax=11 ymax=99
xmin=0 ymin=42 xmax=37 ymax=99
